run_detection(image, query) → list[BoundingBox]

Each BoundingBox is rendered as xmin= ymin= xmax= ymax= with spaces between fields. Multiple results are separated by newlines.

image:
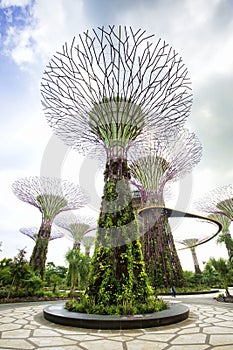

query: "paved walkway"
xmin=0 ymin=293 xmax=233 ymax=349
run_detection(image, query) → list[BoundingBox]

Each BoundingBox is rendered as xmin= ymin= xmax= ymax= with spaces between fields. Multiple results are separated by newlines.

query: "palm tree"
xmin=209 ymin=257 xmax=232 ymax=297
xmin=65 ymin=248 xmax=91 ymax=296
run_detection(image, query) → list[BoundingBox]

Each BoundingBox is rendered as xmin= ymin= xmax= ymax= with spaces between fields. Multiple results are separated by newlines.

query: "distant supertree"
xmin=176 ymin=238 xmax=202 ymax=274
xmin=82 ymin=228 xmax=96 ymax=256
xmin=129 ymin=128 xmax=202 ymax=206
xmin=19 ymin=226 xmax=64 ymax=241
xmin=196 ymin=184 xmax=233 ymax=260
xmin=41 ymin=26 xmax=193 ymax=307
xmin=196 ymin=184 xmax=233 ymax=219
xmin=54 ymin=213 xmax=96 ymax=249
xmin=12 ymin=176 xmax=88 ymax=279
xmin=128 ymin=129 xmax=202 ymax=288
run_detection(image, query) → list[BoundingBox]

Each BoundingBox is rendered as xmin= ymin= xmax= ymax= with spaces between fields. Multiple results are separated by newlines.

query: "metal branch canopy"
xmin=196 ymin=184 xmax=233 ymax=219
xmin=19 ymin=226 xmax=64 ymax=241
xmin=54 ymin=213 xmax=96 ymax=244
xmin=12 ymin=176 xmax=88 ymax=219
xmin=129 ymin=128 xmax=202 ymax=205
xmin=41 ymin=25 xmax=193 ymax=155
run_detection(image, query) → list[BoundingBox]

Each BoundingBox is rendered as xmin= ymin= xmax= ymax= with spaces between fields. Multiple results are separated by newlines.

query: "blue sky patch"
xmin=0 ymin=1 xmax=35 ymax=49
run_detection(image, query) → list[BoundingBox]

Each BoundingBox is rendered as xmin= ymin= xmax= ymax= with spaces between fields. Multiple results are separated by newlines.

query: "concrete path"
xmin=0 ymin=291 xmax=232 ymax=349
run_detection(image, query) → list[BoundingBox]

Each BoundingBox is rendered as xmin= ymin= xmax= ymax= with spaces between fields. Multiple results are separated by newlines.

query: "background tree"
xmin=12 ymin=176 xmax=88 ymax=279
xmin=65 ymin=248 xmax=91 ymax=296
xmin=41 ymin=25 xmax=193 ymax=311
xmin=0 ymin=257 xmax=13 ymax=288
xmin=54 ymin=213 xmax=96 ymax=249
xmin=128 ymin=129 xmax=202 ymax=288
xmin=2 ymin=249 xmax=43 ymax=299
xmin=45 ymin=262 xmax=68 ymax=293
xmin=176 ymin=238 xmax=202 ymax=274
xmin=202 ymin=260 xmax=221 ymax=287
xmin=208 ymin=257 xmax=232 ymax=297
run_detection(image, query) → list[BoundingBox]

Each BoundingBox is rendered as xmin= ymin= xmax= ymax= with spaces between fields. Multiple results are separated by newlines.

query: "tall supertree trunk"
xmin=87 ymin=158 xmax=151 ymax=306
xmin=141 ymin=207 xmax=184 ymax=289
xmin=167 ymin=226 xmax=185 ymax=285
xmin=30 ymin=218 xmax=52 ymax=279
xmin=190 ymin=247 xmax=202 ymax=274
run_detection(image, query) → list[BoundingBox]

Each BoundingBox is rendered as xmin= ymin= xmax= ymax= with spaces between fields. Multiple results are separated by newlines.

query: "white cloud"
xmin=4 ymin=0 xmax=87 ymax=70
xmin=0 ymin=0 xmax=31 ymax=7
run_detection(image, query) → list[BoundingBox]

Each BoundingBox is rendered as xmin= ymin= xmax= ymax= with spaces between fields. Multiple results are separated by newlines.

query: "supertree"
xmin=12 ymin=176 xmax=88 ymax=279
xmin=81 ymin=228 xmax=96 ymax=256
xmin=176 ymin=238 xmax=202 ymax=274
xmin=129 ymin=128 xmax=202 ymax=206
xmin=128 ymin=128 xmax=202 ymax=288
xmin=196 ymin=184 xmax=233 ymax=218
xmin=54 ymin=213 xmax=96 ymax=249
xmin=196 ymin=185 xmax=233 ymax=260
xmin=19 ymin=226 xmax=64 ymax=241
xmin=41 ymin=25 xmax=193 ymax=309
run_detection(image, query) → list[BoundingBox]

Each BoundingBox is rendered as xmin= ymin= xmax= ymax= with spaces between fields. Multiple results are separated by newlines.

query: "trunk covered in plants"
xmin=141 ymin=207 xmax=184 ymax=289
xmin=30 ymin=218 xmax=52 ymax=279
xmin=87 ymin=158 xmax=152 ymax=307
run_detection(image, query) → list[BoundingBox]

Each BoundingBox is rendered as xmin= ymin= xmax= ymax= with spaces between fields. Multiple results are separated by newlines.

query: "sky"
xmin=0 ymin=0 xmax=233 ymax=271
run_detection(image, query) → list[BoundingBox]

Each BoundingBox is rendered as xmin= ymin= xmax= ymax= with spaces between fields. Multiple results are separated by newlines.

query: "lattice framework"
xmin=41 ymin=25 xmax=193 ymax=156
xmin=19 ymin=226 xmax=64 ymax=241
xmin=196 ymin=184 xmax=233 ymax=219
xmin=12 ymin=176 xmax=88 ymax=220
xmin=129 ymin=128 xmax=202 ymax=205
xmin=55 ymin=213 xmax=96 ymax=245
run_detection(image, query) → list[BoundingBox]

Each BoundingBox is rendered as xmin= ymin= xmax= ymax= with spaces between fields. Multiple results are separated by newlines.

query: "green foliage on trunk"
xmin=141 ymin=210 xmax=185 ymax=289
xmin=87 ymin=158 xmax=153 ymax=312
xmin=30 ymin=220 xmax=51 ymax=279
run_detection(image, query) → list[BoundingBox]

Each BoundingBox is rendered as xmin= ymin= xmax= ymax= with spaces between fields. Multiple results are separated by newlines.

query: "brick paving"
xmin=0 ymin=295 xmax=233 ymax=349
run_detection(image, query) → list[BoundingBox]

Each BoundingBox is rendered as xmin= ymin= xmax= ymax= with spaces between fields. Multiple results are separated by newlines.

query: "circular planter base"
xmin=43 ymin=303 xmax=189 ymax=329
xmin=160 ymin=289 xmax=219 ymax=296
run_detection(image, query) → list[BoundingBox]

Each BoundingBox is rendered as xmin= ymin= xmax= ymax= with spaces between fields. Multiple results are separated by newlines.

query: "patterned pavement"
xmin=0 ymin=293 xmax=233 ymax=350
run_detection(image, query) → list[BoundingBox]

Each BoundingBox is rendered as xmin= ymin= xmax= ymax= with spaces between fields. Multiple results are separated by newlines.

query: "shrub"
xmin=65 ymin=294 xmax=168 ymax=315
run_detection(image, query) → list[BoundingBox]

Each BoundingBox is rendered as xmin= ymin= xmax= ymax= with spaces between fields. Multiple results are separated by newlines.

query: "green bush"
xmin=65 ymin=294 xmax=168 ymax=315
